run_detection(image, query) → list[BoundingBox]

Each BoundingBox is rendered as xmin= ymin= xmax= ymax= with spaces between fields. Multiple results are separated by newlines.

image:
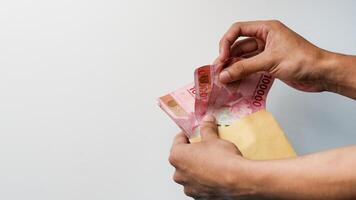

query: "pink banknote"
xmin=158 ymin=58 xmax=274 ymax=138
xmin=158 ymin=83 xmax=200 ymax=138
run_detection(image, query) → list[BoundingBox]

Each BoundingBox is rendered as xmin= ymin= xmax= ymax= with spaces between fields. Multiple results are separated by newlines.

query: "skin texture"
xmin=169 ymin=116 xmax=258 ymax=200
xmin=169 ymin=20 xmax=356 ymax=199
xmin=170 ymin=117 xmax=356 ymax=200
xmin=217 ymin=20 xmax=356 ymax=99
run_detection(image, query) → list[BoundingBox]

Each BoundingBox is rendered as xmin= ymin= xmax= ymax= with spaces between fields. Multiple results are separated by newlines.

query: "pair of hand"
xmin=169 ymin=20 xmax=356 ymax=199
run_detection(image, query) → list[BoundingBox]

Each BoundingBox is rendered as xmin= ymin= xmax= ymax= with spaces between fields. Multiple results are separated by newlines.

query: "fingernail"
xmin=219 ymin=70 xmax=231 ymax=83
xmin=202 ymin=115 xmax=215 ymax=122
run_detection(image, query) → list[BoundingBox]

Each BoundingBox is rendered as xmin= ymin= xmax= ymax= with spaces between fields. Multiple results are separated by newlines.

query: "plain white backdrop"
xmin=0 ymin=0 xmax=355 ymax=199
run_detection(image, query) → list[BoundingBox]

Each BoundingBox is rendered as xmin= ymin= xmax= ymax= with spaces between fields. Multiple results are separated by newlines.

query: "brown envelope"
xmin=190 ymin=110 xmax=297 ymax=160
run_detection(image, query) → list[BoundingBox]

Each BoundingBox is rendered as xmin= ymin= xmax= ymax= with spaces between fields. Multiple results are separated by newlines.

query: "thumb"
xmin=219 ymin=52 xmax=274 ymax=83
xmin=200 ymin=115 xmax=219 ymax=141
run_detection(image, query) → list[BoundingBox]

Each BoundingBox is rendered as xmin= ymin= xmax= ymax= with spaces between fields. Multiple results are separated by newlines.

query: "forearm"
xmin=321 ymin=50 xmax=356 ymax=99
xmin=237 ymin=146 xmax=356 ymax=199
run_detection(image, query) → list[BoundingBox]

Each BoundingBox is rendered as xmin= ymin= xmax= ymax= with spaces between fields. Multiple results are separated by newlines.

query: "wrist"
xmin=317 ymin=50 xmax=356 ymax=98
xmin=228 ymin=158 xmax=293 ymax=199
xmin=225 ymin=157 xmax=263 ymax=198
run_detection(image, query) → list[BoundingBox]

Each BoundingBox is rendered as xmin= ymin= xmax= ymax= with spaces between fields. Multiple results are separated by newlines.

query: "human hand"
xmin=169 ymin=116 xmax=356 ymax=199
xmin=169 ymin=115 xmax=258 ymax=199
xmin=216 ymin=20 xmax=331 ymax=92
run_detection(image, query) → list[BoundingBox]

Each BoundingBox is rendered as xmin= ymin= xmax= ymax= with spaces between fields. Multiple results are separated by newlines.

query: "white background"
xmin=0 ymin=0 xmax=355 ymax=199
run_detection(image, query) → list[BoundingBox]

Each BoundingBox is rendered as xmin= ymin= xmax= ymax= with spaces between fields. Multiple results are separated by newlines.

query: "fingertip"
xmin=202 ymin=114 xmax=215 ymax=123
xmin=200 ymin=115 xmax=218 ymax=140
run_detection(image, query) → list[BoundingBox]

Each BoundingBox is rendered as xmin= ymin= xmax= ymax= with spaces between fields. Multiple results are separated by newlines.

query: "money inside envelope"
xmin=158 ymin=60 xmax=296 ymax=160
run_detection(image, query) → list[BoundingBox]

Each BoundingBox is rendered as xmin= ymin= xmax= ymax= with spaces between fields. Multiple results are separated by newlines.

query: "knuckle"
xmin=219 ymin=38 xmax=225 ymax=47
xmin=232 ymin=21 xmax=242 ymax=28
xmin=229 ymin=62 xmax=245 ymax=79
xmin=269 ymin=19 xmax=284 ymax=28
xmin=173 ymin=172 xmax=185 ymax=184
xmin=184 ymin=187 xmax=196 ymax=197
xmin=220 ymin=35 xmax=232 ymax=47
xmin=168 ymin=152 xmax=179 ymax=166
xmin=178 ymin=131 xmax=186 ymax=137
xmin=173 ymin=132 xmax=183 ymax=141
xmin=269 ymin=19 xmax=281 ymax=24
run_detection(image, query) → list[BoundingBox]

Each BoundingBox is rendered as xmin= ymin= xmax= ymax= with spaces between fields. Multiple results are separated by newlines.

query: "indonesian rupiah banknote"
xmin=158 ymin=58 xmax=273 ymax=139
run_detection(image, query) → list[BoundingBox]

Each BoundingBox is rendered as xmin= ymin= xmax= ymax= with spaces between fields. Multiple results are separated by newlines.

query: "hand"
xmin=216 ymin=20 xmax=331 ymax=92
xmin=169 ymin=116 xmax=356 ymax=199
xmin=169 ymin=115 xmax=257 ymax=199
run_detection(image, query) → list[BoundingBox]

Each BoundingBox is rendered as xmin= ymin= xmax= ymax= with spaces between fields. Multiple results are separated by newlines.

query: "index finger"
xmin=218 ymin=20 xmax=271 ymax=62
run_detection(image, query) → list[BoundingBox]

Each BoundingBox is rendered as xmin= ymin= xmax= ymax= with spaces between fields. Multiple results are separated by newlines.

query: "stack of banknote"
xmin=158 ymin=58 xmax=273 ymax=139
xmin=158 ymin=58 xmax=297 ymax=160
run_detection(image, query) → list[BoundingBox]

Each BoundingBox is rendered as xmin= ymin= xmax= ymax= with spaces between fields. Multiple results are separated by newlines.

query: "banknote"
xmin=158 ymin=58 xmax=274 ymax=139
xmin=195 ymin=59 xmax=274 ymax=127
xmin=158 ymin=83 xmax=200 ymax=138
